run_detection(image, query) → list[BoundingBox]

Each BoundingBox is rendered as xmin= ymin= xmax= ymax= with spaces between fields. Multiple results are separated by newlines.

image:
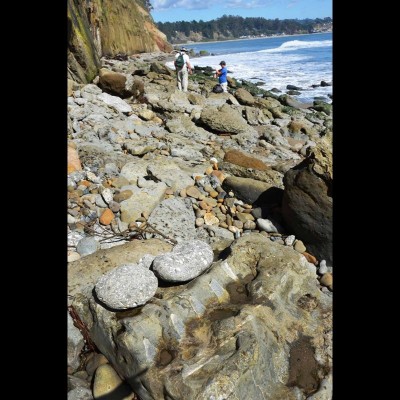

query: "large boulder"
xmin=222 ymin=175 xmax=284 ymax=207
xmin=71 ymin=233 xmax=332 ymax=400
xmin=199 ymin=104 xmax=257 ymax=135
xmin=98 ymin=69 xmax=130 ymax=98
xmin=281 ymin=145 xmax=332 ymax=265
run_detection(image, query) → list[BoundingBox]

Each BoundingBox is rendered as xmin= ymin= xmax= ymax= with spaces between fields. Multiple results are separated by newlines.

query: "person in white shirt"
xmin=174 ymin=47 xmax=193 ymax=92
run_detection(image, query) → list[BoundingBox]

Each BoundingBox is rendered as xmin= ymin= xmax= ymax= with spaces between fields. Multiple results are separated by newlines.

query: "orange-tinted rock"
xmin=211 ymin=170 xmax=226 ymax=183
xmin=320 ymin=273 xmax=333 ymax=289
xmin=223 ymin=149 xmax=267 ymax=171
xmin=204 ymin=212 xmax=219 ymax=225
xmin=302 ymin=252 xmax=318 ymax=265
xmin=68 ymin=146 xmax=82 ymax=174
xmin=100 ymin=209 xmax=115 ymax=225
xmin=205 ymin=166 xmax=214 ymax=175
xmin=78 ymin=180 xmax=91 ymax=187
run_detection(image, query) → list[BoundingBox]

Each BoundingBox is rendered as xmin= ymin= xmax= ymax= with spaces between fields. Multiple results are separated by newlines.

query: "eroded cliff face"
xmin=67 ymin=0 xmax=172 ymax=83
xmin=68 ymin=0 xmax=102 ymax=83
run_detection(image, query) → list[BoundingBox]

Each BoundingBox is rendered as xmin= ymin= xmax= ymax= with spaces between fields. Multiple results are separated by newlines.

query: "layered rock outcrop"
xmin=67 ymin=0 xmax=172 ymax=83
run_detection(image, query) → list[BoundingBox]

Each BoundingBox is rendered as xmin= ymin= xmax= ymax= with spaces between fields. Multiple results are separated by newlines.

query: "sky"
xmin=151 ymin=0 xmax=332 ymax=23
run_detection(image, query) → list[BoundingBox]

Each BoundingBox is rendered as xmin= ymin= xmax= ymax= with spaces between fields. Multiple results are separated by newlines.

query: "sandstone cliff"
xmin=67 ymin=0 xmax=172 ymax=83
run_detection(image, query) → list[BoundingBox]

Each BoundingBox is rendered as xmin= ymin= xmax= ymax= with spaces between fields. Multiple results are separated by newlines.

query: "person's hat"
xmin=219 ymin=61 xmax=226 ymax=65
xmin=180 ymin=47 xmax=188 ymax=52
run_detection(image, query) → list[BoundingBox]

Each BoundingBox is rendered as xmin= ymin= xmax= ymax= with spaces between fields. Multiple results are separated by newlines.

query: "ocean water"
xmin=170 ymin=33 xmax=332 ymax=104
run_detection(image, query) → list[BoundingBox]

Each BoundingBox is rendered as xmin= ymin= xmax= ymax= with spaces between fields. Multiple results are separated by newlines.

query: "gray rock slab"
xmin=119 ymin=182 xmax=167 ymax=224
xmin=144 ymin=197 xmax=196 ymax=243
xmin=97 ymin=92 xmax=132 ymax=114
xmin=119 ymin=159 xmax=153 ymax=185
xmin=170 ymin=146 xmax=204 ymax=161
xmin=146 ymin=159 xmax=194 ymax=191
xmin=152 ymin=240 xmax=214 ymax=282
xmin=122 ymin=138 xmax=160 ymax=156
xmin=95 ymin=264 xmax=158 ymax=310
xmin=81 ymin=84 xmax=103 ymax=95
xmin=222 ymin=175 xmax=284 ymax=206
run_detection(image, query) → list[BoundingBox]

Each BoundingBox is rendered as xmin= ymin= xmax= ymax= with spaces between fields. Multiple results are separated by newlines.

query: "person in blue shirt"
xmin=215 ymin=61 xmax=228 ymax=92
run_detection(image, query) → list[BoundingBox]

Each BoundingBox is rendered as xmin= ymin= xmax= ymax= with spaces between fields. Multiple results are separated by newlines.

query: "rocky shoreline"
xmin=67 ymin=51 xmax=332 ymax=400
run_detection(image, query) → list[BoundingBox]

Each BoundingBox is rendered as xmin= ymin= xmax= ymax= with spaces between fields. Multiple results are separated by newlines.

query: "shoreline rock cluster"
xmin=68 ymin=51 xmax=332 ymax=400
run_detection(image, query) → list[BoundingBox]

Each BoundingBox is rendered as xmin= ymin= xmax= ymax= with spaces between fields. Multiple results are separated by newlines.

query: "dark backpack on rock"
xmin=212 ymin=84 xmax=223 ymax=93
xmin=175 ymin=53 xmax=185 ymax=69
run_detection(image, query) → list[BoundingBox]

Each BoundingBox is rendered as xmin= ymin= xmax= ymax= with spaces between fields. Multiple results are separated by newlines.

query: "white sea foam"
xmin=169 ymin=34 xmax=332 ymax=103
xmin=260 ymin=39 xmax=332 ymax=53
xmin=187 ymin=41 xmax=332 ymax=103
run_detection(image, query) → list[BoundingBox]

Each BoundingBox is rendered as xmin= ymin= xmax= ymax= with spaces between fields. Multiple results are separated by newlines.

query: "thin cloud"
xmin=287 ymin=0 xmax=299 ymax=8
xmin=152 ymin=0 xmax=213 ymax=11
xmin=152 ymin=0 xmax=278 ymax=11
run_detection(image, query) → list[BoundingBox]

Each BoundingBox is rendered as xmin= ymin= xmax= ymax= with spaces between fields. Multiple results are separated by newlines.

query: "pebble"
xmin=68 ymin=214 xmax=78 ymax=224
xmin=108 ymin=201 xmax=120 ymax=213
xmin=284 ymin=235 xmax=295 ymax=246
xmin=195 ymin=217 xmax=205 ymax=227
xmin=101 ymin=188 xmax=114 ymax=204
xmin=294 ymin=239 xmax=306 ymax=253
xmin=99 ymin=209 xmax=115 ymax=225
xmin=113 ymin=190 xmax=133 ymax=202
xmin=320 ymin=273 xmax=333 ymax=289
xmin=76 ymin=237 xmax=100 ymax=256
xmin=93 ymin=364 xmax=133 ymax=399
xmin=257 ymin=218 xmax=279 ymax=233
xmin=68 ymin=251 xmax=81 ymax=263
xmin=86 ymin=171 xmax=101 ymax=184
xmin=204 ymin=212 xmax=219 ymax=226
xmin=95 ymin=194 xmax=108 ymax=208
xmin=302 ymin=252 xmax=318 ymax=265
xmin=318 ymin=259 xmax=328 ymax=275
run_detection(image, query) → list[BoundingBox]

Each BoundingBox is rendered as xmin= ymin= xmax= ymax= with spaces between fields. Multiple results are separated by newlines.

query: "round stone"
xmin=195 ymin=217 xmax=205 ymax=227
xmin=76 ymin=237 xmax=100 ymax=256
xmin=294 ymin=240 xmax=307 ymax=253
xmin=320 ymin=273 xmax=333 ymax=289
xmin=95 ymin=264 xmax=158 ymax=309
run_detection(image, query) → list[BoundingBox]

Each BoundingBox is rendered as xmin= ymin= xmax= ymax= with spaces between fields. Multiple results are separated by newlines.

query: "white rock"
xmin=285 ymin=235 xmax=296 ymax=246
xmin=101 ymin=188 xmax=114 ymax=205
xmin=319 ymin=259 xmax=328 ymax=275
xmin=68 ymin=214 xmax=78 ymax=224
xmin=97 ymin=92 xmax=132 ymax=113
xmin=152 ymin=240 xmax=214 ymax=282
xmin=257 ymin=218 xmax=279 ymax=233
xmin=95 ymin=264 xmax=158 ymax=309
